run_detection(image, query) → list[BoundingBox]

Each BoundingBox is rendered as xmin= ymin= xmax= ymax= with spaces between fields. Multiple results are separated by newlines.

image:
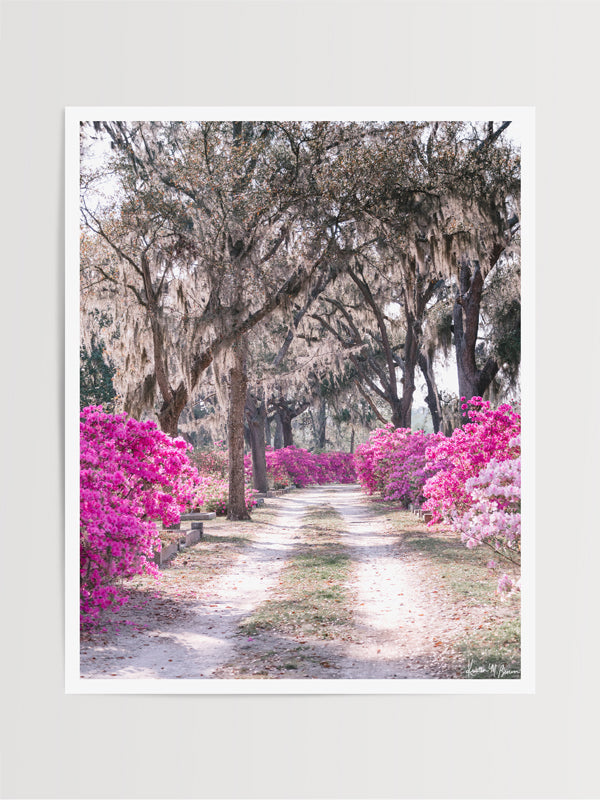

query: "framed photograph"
xmin=66 ymin=107 xmax=534 ymax=694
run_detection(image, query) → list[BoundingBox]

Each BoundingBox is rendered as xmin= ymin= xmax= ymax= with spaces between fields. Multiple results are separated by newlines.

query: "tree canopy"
xmin=80 ymin=118 xmax=521 ymax=515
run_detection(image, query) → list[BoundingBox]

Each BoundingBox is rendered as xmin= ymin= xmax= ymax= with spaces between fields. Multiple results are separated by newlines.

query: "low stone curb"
xmin=154 ymin=523 xmax=204 ymax=566
xmin=408 ymin=504 xmax=433 ymax=523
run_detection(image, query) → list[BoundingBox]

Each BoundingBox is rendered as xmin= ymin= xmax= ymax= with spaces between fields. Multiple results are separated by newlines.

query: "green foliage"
xmin=80 ymin=339 xmax=116 ymax=411
xmin=491 ymin=297 xmax=521 ymax=377
xmin=481 ymin=259 xmax=521 ymax=388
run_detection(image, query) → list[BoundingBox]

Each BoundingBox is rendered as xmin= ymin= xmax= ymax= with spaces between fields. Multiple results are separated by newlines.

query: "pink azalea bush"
xmin=190 ymin=445 xmax=355 ymax=507
xmin=190 ymin=444 xmax=256 ymax=515
xmin=422 ymin=398 xmax=521 ymax=594
xmin=190 ymin=442 xmax=228 ymax=478
xmin=422 ymin=397 xmax=520 ymax=523
xmin=255 ymin=450 xmax=292 ymax=489
xmin=189 ymin=474 xmax=257 ymax=515
xmin=262 ymin=446 xmax=356 ymax=488
xmin=354 ymin=425 xmax=446 ymax=507
xmin=451 ymin=447 xmax=521 ymax=593
xmin=80 ymin=407 xmax=197 ymax=626
xmin=314 ymin=451 xmax=357 ymax=484
xmin=266 ymin=446 xmax=318 ymax=487
xmin=354 ymin=399 xmax=522 ymax=595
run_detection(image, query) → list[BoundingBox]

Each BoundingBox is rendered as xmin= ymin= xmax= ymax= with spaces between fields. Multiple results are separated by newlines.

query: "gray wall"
xmin=1 ymin=2 xmax=599 ymax=798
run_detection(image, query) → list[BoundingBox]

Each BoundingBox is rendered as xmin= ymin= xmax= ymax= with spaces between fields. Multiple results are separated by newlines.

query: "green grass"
xmin=239 ymin=504 xmax=355 ymax=640
xmin=399 ymin=532 xmax=504 ymax=606
xmin=458 ymin=617 xmax=521 ymax=679
xmin=199 ymin=533 xmax=250 ymax=546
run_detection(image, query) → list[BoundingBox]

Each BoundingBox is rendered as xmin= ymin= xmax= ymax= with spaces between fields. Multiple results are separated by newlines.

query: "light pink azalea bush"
xmin=422 ymin=398 xmax=521 ymax=594
xmin=189 ymin=474 xmax=257 ymax=515
xmin=354 ymin=425 xmax=446 ymax=507
xmin=80 ymin=407 xmax=198 ymax=626
xmin=189 ymin=444 xmax=255 ymax=515
xmin=451 ymin=447 xmax=521 ymax=593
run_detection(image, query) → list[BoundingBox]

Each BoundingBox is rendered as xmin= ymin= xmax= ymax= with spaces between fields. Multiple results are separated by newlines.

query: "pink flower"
xmin=80 ymin=407 xmax=198 ymax=627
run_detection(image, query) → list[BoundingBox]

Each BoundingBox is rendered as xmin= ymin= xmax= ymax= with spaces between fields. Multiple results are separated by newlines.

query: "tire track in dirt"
xmin=214 ymin=486 xmax=453 ymax=680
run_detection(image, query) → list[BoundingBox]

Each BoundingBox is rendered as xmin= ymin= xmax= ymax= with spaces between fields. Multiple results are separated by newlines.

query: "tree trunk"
xmin=271 ymin=397 xmax=307 ymax=446
xmin=398 ymin=314 xmax=423 ymax=429
xmin=227 ymin=338 xmax=250 ymax=520
xmin=157 ymin=382 xmax=188 ymax=438
xmin=246 ymin=393 xmax=268 ymax=493
xmin=349 ymin=427 xmax=355 ymax=454
xmin=142 ymin=255 xmax=190 ymax=437
xmin=265 ymin=415 xmax=272 ymax=448
xmin=273 ymin=410 xmax=284 ymax=449
xmin=316 ymin=397 xmax=327 ymax=449
xmin=390 ymin=400 xmax=403 ymax=429
xmin=418 ymin=351 xmax=443 ymax=434
xmin=453 ymin=258 xmax=499 ymax=408
xmin=282 ymin=411 xmax=294 ymax=447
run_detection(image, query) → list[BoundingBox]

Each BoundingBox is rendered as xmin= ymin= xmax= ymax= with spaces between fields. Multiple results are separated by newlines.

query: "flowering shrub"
xmin=314 ymin=451 xmax=357 ymax=484
xmin=266 ymin=446 xmax=318 ymax=487
xmin=354 ymin=400 xmax=522 ymax=595
xmin=354 ymin=425 xmax=446 ymax=507
xmin=422 ymin=398 xmax=521 ymax=595
xmin=262 ymin=446 xmax=356 ymax=488
xmin=452 ymin=450 xmax=521 ymax=594
xmin=190 ymin=474 xmax=256 ymax=515
xmin=422 ymin=397 xmax=521 ymax=523
xmin=189 ymin=443 xmax=228 ymax=478
xmin=264 ymin=452 xmax=293 ymax=489
xmin=80 ymin=407 xmax=197 ymax=626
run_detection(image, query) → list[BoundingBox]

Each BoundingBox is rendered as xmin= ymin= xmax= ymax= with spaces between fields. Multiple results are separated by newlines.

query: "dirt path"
xmin=327 ymin=484 xmax=449 ymax=678
xmin=81 ymin=491 xmax=321 ymax=679
xmin=80 ymin=486 xmax=458 ymax=680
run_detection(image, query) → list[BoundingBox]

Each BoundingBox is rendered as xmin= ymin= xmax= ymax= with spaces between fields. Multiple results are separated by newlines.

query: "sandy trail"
xmin=326 ymin=484 xmax=443 ymax=678
xmin=81 ymin=486 xmax=454 ymax=680
xmin=81 ymin=490 xmax=324 ymax=679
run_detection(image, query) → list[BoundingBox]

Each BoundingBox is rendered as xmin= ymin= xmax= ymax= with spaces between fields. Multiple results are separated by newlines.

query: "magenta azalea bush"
xmin=354 ymin=425 xmax=446 ymax=507
xmin=262 ymin=446 xmax=356 ymax=488
xmin=314 ymin=451 xmax=357 ymax=484
xmin=266 ymin=446 xmax=316 ymax=487
xmin=354 ymin=398 xmax=522 ymax=595
xmin=80 ymin=407 xmax=197 ymax=626
xmin=422 ymin=397 xmax=520 ymax=523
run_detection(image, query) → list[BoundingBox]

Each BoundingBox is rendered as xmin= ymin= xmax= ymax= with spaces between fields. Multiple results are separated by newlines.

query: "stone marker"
xmin=153 ymin=540 xmax=179 ymax=566
xmin=184 ymin=530 xmax=201 ymax=546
